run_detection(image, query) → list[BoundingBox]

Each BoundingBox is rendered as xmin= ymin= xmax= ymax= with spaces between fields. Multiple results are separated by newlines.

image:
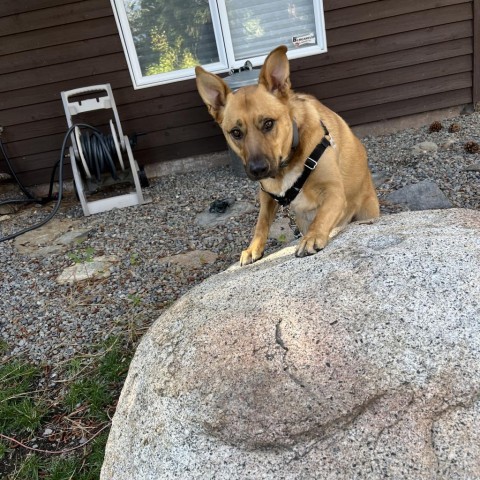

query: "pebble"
xmin=0 ymin=112 xmax=479 ymax=364
xmin=411 ymin=141 xmax=439 ymax=154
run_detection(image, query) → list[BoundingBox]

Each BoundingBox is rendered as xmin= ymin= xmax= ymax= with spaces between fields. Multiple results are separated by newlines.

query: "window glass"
xmin=123 ymin=0 xmax=219 ymax=76
xmin=225 ymin=0 xmax=319 ymax=61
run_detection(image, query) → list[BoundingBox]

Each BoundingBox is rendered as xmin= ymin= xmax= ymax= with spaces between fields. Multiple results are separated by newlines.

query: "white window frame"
xmin=110 ymin=0 xmax=327 ymax=89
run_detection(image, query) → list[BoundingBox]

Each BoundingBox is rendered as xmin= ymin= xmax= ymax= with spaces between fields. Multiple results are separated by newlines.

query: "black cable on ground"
xmin=0 ymin=124 xmax=133 ymax=243
xmin=0 ymin=138 xmax=41 ymax=203
xmin=0 ymin=124 xmax=105 ymax=243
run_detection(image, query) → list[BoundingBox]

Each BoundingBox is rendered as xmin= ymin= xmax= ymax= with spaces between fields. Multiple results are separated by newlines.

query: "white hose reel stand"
xmin=61 ymin=84 xmax=149 ymax=216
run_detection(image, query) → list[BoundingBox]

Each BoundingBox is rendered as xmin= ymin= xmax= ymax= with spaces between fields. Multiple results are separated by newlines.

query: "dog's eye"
xmin=230 ymin=128 xmax=243 ymax=140
xmin=263 ymin=119 xmax=275 ymax=132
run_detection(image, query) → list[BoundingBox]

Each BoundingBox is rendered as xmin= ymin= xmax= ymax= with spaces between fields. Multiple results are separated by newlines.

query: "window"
xmin=111 ymin=0 xmax=327 ymax=88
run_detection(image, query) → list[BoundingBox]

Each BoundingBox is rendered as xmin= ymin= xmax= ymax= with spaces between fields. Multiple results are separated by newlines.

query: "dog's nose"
xmin=248 ymin=158 xmax=269 ymax=179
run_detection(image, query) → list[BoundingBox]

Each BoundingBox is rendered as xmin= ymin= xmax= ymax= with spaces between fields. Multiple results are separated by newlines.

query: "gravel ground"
xmin=1 ymin=111 xmax=479 ymax=365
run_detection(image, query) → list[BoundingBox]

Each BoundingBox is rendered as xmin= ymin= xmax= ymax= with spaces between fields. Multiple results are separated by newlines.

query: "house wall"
xmin=0 ymin=0 xmax=477 ymax=185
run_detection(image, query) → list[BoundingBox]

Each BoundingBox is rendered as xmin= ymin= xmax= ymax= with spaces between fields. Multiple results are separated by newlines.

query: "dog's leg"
xmin=240 ymin=190 xmax=278 ymax=266
xmin=295 ymin=186 xmax=346 ymax=257
xmin=355 ymin=193 xmax=380 ymax=221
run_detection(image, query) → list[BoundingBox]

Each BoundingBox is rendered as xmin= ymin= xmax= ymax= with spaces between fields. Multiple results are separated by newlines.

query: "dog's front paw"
xmin=295 ymin=234 xmax=328 ymax=258
xmin=240 ymin=247 xmax=264 ymax=266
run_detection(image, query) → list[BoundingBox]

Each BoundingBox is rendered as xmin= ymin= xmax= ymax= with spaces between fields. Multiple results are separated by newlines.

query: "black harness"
xmin=261 ymin=122 xmax=332 ymax=207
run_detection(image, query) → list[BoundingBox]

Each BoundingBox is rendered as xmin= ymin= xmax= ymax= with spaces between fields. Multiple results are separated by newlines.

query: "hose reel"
xmin=61 ymin=84 xmax=149 ymax=216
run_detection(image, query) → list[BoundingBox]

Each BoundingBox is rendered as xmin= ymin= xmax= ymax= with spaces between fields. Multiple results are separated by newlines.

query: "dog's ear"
xmin=258 ymin=45 xmax=291 ymax=97
xmin=195 ymin=66 xmax=231 ymax=123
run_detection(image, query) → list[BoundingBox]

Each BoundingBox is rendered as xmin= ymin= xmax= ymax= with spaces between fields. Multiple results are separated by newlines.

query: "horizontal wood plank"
xmin=0 ymin=53 xmax=129 ymax=93
xmin=341 ymin=88 xmax=472 ymax=125
xmin=327 ymin=3 xmax=472 ymax=46
xmin=323 ymin=0 xmax=378 ymax=11
xmin=321 ymin=72 xmax=472 ymax=112
xmin=474 ymin=0 xmax=480 ymax=102
xmin=293 ymin=38 xmax=473 ymax=86
xmin=0 ymin=17 xmax=119 ymax=56
xmin=325 ymin=0 xmax=469 ymax=29
xmin=0 ymin=86 xmax=203 ymax=129
xmin=1 ymin=0 xmax=77 ymax=17
xmin=306 ymin=55 xmax=472 ymax=101
xmin=0 ymin=36 xmax=123 ymax=75
xmin=0 ymin=0 xmax=112 ymax=37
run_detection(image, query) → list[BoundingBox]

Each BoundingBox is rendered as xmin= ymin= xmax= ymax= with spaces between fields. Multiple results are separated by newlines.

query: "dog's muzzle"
xmin=247 ymin=157 xmax=271 ymax=180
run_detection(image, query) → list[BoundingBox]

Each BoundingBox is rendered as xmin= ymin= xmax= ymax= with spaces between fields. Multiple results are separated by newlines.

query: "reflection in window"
xmin=225 ymin=0 xmax=319 ymax=61
xmin=124 ymin=0 xmax=219 ymax=75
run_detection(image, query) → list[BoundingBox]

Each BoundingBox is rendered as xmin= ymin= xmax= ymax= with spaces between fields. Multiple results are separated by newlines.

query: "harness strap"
xmin=262 ymin=122 xmax=331 ymax=207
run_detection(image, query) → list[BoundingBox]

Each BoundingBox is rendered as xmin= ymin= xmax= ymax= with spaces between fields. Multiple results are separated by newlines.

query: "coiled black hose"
xmin=76 ymin=127 xmax=119 ymax=182
xmin=0 ymin=124 xmax=121 ymax=243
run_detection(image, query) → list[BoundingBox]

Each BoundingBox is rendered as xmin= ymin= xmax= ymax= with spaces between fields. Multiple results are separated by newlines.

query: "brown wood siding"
xmin=474 ymin=0 xmax=480 ymax=102
xmin=0 ymin=0 xmax=476 ymax=185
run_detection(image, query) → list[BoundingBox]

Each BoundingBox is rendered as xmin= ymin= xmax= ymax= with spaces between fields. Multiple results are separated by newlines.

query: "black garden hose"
xmin=0 ymin=124 xmax=137 ymax=243
xmin=0 ymin=138 xmax=40 ymax=203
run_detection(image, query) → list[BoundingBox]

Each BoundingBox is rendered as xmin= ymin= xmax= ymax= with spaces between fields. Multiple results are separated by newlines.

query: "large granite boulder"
xmin=101 ymin=209 xmax=480 ymax=480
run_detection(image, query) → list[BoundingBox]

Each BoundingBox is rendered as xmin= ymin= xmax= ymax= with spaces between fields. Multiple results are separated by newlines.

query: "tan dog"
xmin=195 ymin=46 xmax=379 ymax=265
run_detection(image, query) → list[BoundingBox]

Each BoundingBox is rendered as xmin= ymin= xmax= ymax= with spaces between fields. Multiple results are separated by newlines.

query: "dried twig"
xmin=0 ymin=423 xmax=110 ymax=455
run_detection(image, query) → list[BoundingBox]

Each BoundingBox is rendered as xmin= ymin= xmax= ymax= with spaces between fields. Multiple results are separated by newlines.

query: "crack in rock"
xmin=274 ymin=318 xmax=392 ymax=459
xmin=275 ymin=319 xmax=288 ymax=352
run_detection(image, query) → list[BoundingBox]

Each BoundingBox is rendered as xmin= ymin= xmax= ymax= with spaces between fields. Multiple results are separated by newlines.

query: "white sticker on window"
xmin=292 ymin=33 xmax=316 ymax=47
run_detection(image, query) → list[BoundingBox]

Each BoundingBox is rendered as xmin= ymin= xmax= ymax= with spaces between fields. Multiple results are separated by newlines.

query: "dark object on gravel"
xmin=429 ymin=121 xmax=443 ymax=133
xmin=209 ymin=199 xmax=234 ymax=213
xmin=464 ymin=141 xmax=480 ymax=154
xmin=448 ymin=123 xmax=461 ymax=133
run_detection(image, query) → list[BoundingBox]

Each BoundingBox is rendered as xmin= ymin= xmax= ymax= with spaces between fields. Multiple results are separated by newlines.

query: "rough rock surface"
xmin=102 ymin=209 xmax=480 ymax=480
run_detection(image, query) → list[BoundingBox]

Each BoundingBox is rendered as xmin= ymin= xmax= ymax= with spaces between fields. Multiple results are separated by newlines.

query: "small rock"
xmin=387 ymin=180 xmax=452 ymax=211
xmin=56 ymin=255 xmax=119 ymax=284
xmin=43 ymin=428 xmax=53 ymax=436
xmin=195 ymin=201 xmax=256 ymax=228
xmin=13 ymin=219 xmax=90 ymax=256
xmin=441 ymin=139 xmax=456 ymax=150
xmin=57 ymin=229 xmax=91 ymax=246
xmin=0 ymin=204 xmax=19 ymax=215
xmin=412 ymin=141 xmax=438 ymax=154
xmin=158 ymin=250 xmax=218 ymax=269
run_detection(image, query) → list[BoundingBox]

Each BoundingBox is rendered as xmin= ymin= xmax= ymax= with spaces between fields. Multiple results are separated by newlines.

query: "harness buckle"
xmin=305 ymin=157 xmax=317 ymax=170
